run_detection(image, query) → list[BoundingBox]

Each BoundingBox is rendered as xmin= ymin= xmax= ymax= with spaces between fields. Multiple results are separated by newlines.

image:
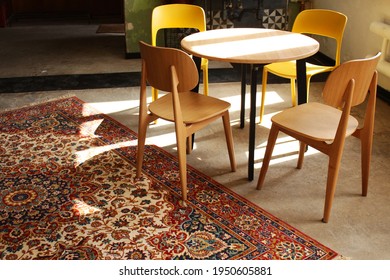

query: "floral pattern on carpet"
xmin=0 ymin=97 xmax=338 ymax=260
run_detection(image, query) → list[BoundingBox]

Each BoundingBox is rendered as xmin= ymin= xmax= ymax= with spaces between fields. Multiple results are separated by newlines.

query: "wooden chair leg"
xmin=322 ymin=154 xmax=342 ymax=223
xmin=174 ymin=121 xmax=188 ymax=201
xmin=297 ymin=141 xmax=307 ymax=169
xmin=136 ymin=121 xmax=148 ymax=178
xmin=257 ymin=125 xmax=279 ymax=190
xmin=222 ymin=111 xmax=237 ymax=172
xmin=360 ymin=129 xmax=373 ymax=197
xmin=259 ymin=68 xmax=268 ymax=123
xmin=186 ymin=136 xmax=192 ymax=154
xmin=177 ymin=136 xmax=188 ymax=201
xmin=359 ymin=76 xmax=377 ymax=197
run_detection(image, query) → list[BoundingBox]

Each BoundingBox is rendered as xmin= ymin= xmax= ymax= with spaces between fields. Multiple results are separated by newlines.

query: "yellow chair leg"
xmin=290 ymin=78 xmax=297 ymax=107
xmin=152 ymin=87 xmax=158 ymax=102
xmin=202 ymin=65 xmax=209 ymax=96
xmin=259 ymin=68 xmax=268 ymax=123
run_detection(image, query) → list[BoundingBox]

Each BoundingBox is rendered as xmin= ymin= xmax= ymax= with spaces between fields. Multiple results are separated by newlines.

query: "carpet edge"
xmin=149 ymin=146 xmax=341 ymax=260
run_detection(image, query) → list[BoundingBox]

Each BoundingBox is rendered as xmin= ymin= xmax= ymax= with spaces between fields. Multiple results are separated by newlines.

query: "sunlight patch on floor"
xmin=145 ymin=131 xmax=177 ymax=148
xmin=75 ymin=139 xmax=137 ymax=166
xmin=72 ymin=199 xmax=101 ymax=215
xmin=253 ymin=135 xmax=320 ymax=169
xmin=86 ymin=99 xmax=140 ymax=115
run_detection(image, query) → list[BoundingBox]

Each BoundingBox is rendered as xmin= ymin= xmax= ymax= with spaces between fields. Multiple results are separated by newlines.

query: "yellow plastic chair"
xmin=257 ymin=53 xmax=381 ymax=223
xmin=136 ymin=41 xmax=236 ymax=202
xmin=151 ymin=4 xmax=209 ymax=101
xmin=259 ymin=9 xmax=347 ymax=123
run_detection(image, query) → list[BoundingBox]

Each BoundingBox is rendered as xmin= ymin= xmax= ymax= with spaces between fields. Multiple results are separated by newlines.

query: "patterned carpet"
xmin=0 ymin=96 xmax=338 ymax=260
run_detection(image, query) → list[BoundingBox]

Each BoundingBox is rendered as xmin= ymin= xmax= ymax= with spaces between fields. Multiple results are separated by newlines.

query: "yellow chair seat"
xmin=266 ymin=61 xmax=335 ymax=80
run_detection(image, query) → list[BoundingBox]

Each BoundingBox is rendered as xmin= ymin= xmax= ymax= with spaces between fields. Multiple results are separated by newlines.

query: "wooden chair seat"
xmin=272 ymin=102 xmax=359 ymax=141
xmin=149 ymin=91 xmax=231 ymax=124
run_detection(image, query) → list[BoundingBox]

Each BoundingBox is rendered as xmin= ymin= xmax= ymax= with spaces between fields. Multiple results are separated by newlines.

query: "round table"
xmin=181 ymin=28 xmax=319 ymax=180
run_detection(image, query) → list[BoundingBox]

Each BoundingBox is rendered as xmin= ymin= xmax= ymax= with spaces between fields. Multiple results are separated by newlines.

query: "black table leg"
xmin=296 ymin=58 xmax=309 ymax=152
xmin=248 ymin=64 xmax=259 ymax=181
xmin=240 ymin=64 xmax=247 ymax=128
xmin=244 ymin=59 xmax=307 ymax=181
xmin=192 ymin=55 xmax=202 ymax=93
xmin=191 ymin=55 xmax=202 ymax=149
xmin=296 ymin=59 xmax=308 ymax=105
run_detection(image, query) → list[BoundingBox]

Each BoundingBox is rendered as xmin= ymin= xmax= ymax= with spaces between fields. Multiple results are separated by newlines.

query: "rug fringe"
xmin=0 ymin=94 xmax=76 ymax=114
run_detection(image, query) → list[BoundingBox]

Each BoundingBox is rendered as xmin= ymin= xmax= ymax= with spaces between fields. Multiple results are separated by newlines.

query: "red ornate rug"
xmin=0 ymin=96 xmax=338 ymax=260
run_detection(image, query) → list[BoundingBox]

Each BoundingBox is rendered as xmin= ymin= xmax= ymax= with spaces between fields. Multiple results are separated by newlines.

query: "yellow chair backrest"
xmin=292 ymin=9 xmax=347 ymax=66
xmin=151 ymin=4 xmax=206 ymax=46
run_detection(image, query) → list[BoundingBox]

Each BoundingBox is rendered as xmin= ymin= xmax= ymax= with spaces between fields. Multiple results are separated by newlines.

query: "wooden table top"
xmin=181 ymin=28 xmax=320 ymax=64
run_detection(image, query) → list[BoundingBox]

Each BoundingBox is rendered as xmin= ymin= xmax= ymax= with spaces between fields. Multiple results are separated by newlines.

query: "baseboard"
xmin=126 ymin=52 xmax=141 ymax=59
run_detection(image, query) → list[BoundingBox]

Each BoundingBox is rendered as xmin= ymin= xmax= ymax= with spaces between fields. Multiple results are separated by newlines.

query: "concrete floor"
xmin=0 ymin=23 xmax=389 ymax=260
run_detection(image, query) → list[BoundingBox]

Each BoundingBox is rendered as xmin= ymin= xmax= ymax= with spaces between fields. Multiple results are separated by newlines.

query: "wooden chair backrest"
xmin=322 ymin=53 xmax=381 ymax=108
xmin=139 ymin=41 xmax=199 ymax=93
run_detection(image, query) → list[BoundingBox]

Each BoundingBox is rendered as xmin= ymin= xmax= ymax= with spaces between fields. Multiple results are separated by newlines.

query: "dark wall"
xmin=11 ymin=0 xmax=123 ymax=18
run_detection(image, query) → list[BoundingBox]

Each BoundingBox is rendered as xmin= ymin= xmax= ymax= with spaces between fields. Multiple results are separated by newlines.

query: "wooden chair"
xmin=151 ymin=4 xmax=209 ymax=101
xmin=259 ymin=9 xmax=347 ymax=123
xmin=136 ymin=41 xmax=236 ymax=202
xmin=257 ymin=53 xmax=381 ymax=223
